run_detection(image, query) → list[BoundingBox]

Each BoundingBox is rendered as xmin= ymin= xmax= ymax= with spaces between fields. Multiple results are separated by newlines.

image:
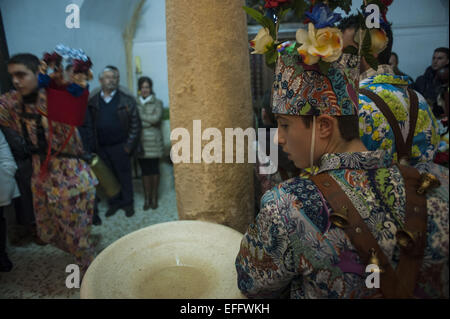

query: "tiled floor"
xmin=0 ymin=161 xmax=178 ymax=299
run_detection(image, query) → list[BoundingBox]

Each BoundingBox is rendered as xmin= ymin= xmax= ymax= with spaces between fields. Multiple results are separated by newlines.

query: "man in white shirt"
xmin=80 ymin=66 xmax=141 ymax=219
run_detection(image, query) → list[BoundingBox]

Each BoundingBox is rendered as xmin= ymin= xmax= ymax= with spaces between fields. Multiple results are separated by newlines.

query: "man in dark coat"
xmin=414 ymin=47 xmax=449 ymax=118
xmin=80 ymin=65 xmax=141 ymax=219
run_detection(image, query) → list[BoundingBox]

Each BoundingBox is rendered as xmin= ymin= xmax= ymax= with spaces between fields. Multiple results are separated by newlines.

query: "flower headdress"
xmin=244 ymin=0 xmax=392 ymax=117
xmin=244 ymin=0 xmax=392 ymax=173
xmin=244 ymin=0 xmax=391 ymax=70
xmin=41 ymin=44 xmax=94 ymax=85
xmin=37 ymin=45 xmax=94 ymax=178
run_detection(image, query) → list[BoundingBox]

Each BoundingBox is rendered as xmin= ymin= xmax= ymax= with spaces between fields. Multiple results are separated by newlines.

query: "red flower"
xmin=264 ymin=0 xmax=290 ymax=9
xmin=72 ymin=57 xmax=92 ymax=74
xmin=43 ymin=52 xmax=62 ymax=65
xmin=380 ymin=0 xmax=393 ymax=23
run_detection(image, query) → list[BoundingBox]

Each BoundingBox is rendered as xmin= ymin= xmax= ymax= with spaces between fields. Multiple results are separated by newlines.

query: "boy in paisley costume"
xmin=0 ymin=51 xmax=98 ymax=273
xmin=236 ymin=0 xmax=448 ymax=299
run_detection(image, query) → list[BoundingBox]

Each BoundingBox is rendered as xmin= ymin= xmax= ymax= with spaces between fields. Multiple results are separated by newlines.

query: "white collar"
xmin=139 ymin=94 xmax=154 ymax=104
xmin=101 ymin=90 xmax=117 ymax=100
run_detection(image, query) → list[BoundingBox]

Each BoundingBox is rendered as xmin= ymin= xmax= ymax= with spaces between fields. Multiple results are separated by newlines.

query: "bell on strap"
xmin=417 ymin=173 xmax=440 ymax=195
xmin=368 ymin=248 xmax=384 ymax=273
xmin=330 ymin=205 xmax=350 ymax=228
xmin=396 ymin=229 xmax=423 ymax=252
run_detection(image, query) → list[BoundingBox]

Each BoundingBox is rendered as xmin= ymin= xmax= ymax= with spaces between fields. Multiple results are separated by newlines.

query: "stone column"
xmin=166 ymin=0 xmax=254 ymax=233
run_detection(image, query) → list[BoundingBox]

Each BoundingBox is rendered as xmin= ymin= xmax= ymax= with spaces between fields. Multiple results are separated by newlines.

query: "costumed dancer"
xmin=236 ymin=0 xmax=448 ymax=298
xmin=0 ymin=46 xmax=98 ymax=274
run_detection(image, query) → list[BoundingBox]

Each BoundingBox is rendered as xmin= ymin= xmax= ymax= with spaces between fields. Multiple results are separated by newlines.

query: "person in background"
xmin=337 ymin=17 xmax=441 ymax=166
xmin=389 ymin=52 xmax=414 ymax=84
xmin=0 ymin=129 xmax=20 ymax=272
xmin=136 ymin=76 xmax=163 ymax=210
xmin=81 ymin=66 xmax=141 ymax=218
xmin=436 ymin=65 xmax=449 ymax=120
xmin=0 ymin=53 xmax=98 ymax=273
xmin=0 ymin=125 xmax=41 ymax=246
xmin=414 ymin=47 xmax=449 ymax=117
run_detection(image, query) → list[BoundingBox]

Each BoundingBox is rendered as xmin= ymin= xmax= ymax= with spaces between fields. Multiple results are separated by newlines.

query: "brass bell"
xmin=330 ymin=206 xmax=349 ymax=228
xmin=399 ymin=157 xmax=410 ymax=166
xmin=90 ymin=154 xmax=121 ymax=198
xmin=417 ymin=173 xmax=440 ymax=195
xmin=396 ymin=229 xmax=419 ymax=251
xmin=368 ymin=248 xmax=383 ymax=273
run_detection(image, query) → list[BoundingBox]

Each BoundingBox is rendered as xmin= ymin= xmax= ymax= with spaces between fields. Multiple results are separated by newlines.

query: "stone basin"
xmin=80 ymin=220 xmax=246 ymax=299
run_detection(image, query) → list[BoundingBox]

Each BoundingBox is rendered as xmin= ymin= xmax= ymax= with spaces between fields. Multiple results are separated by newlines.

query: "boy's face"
xmin=8 ymin=63 xmax=39 ymax=96
xmin=275 ymin=114 xmax=313 ymax=169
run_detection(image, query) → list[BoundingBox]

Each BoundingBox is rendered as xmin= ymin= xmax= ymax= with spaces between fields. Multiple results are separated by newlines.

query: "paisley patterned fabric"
xmin=0 ymin=90 xmax=98 ymax=268
xmin=236 ymin=150 xmax=449 ymax=299
xmin=272 ymin=52 xmax=360 ymax=116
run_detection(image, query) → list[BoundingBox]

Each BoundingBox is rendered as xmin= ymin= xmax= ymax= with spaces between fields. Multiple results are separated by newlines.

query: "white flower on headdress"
xmin=250 ymin=28 xmax=274 ymax=54
xmin=296 ymin=23 xmax=343 ymax=65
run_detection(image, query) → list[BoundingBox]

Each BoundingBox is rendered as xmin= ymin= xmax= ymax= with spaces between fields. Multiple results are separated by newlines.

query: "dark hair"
xmin=7 ymin=53 xmax=40 ymax=73
xmin=390 ymin=52 xmax=398 ymax=64
xmin=300 ymin=115 xmax=360 ymax=142
xmin=434 ymin=47 xmax=450 ymax=60
xmin=337 ymin=15 xmax=359 ymax=32
xmin=65 ymin=64 xmax=73 ymax=72
xmin=138 ymin=76 xmax=153 ymax=93
xmin=377 ymin=23 xmax=393 ymax=65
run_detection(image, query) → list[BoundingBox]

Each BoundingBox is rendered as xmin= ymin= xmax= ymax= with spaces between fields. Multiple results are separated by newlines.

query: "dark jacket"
xmin=414 ymin=66 xmax=439 ymax=102
xmin=414 ymin=66 xmax=445 ymax=117
xmin=80 ymin=90 xmax=142 ymax=155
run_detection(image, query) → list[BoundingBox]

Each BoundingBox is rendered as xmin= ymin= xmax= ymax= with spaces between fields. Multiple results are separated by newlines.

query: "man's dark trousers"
xmin=98 ymin=143 xmax=134 ymax=209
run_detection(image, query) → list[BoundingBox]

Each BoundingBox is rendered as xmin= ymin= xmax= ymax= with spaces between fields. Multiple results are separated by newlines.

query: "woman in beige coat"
xmin=137 ymin=77 xmax=164 ymax=210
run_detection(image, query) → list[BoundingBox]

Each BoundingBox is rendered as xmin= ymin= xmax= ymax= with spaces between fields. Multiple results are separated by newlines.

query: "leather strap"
xmin=360 ymin=88 xmax=419 ymax=164
xmin=395 ymin=165 xmax=428 ymax=296
xmin=311 ymin=170 xmax=427 ymax=298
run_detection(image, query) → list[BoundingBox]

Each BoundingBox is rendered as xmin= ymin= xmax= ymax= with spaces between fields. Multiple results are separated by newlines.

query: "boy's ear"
xmin=316 ymin=115 xmax=334 ymax=139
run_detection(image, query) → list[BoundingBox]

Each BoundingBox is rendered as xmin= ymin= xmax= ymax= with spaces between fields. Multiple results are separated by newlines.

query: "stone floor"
xmin=0 ymin=161 xmax=178 ymax=299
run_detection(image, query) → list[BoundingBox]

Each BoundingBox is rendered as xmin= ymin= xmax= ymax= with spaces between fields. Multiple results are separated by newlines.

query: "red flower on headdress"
xmin=43 ymin=52 xmax=62 ymax=65
xmin=380 ymin=0 xmax=394 ymax=23
xmin=264 ymin=0 xmax=291 ymax=9
xmin=73 ymin=57 xmax=93 ymax=74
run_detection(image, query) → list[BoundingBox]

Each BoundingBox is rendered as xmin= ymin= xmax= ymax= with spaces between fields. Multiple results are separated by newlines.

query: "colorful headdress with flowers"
xmin=244 ymin=0 xmax=391 ymax=117
xmin=37 ymin=45 xmax=94 ymax=178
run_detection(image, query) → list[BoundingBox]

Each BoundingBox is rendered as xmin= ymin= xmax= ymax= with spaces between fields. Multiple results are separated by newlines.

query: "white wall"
xmin=132 ymin=0 xmax=169 ymax=107
xmin=0 ymin=0 xmax=141 ymax=92
xmin=1 ymin=0 xmax=448 ymax=104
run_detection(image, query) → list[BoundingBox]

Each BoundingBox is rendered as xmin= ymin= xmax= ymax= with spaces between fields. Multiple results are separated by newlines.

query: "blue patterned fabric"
xmin=358 ymin=65 xmax=440 ymax=165
xmin=236 ymin=150 xmax=449 ymax=299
